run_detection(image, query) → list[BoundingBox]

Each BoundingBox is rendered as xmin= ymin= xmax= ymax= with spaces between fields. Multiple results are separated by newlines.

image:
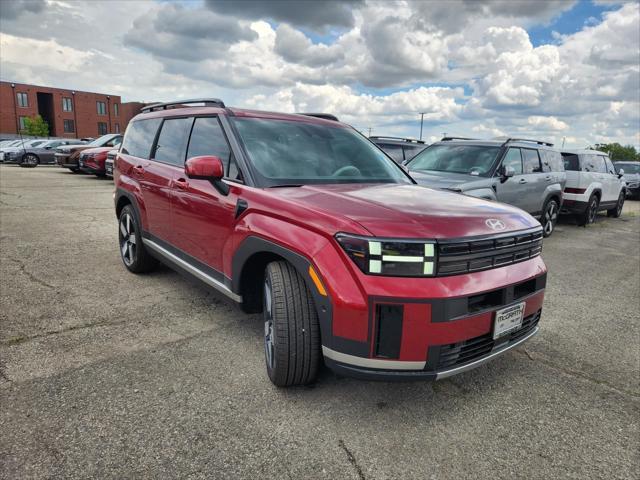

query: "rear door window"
xmin=502 ymin=148 xmax=523 ymax=174
xmin=187 ymin=117 xmax=240 ymax=180
xmin=121 ymin=119 xmax=162 ymax=159
xmin=153 ymin=118 xmax=193 ymax=166
xmin=562 ymin=153 xmax=580 ymax=171
xmin=522 ymin=149 xmax=542 ymax=173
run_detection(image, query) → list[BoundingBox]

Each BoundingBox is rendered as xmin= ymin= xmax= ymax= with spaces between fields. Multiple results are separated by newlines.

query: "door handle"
xmin=518 ymin=178 xmax=527 ymax=184
xmin=174 ymin=177 xmax=189 ymax=190
xmin=132 ymin=165 xmax=145 ymax=175
xmin=545 ymin=176 xmax=552 ymax=181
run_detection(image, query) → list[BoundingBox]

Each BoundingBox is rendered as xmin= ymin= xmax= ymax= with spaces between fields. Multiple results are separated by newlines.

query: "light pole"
xmin=419 ymin=112 xmax=426 ymax=140
xmin=562 ymin=136 xmax=566 ymax=148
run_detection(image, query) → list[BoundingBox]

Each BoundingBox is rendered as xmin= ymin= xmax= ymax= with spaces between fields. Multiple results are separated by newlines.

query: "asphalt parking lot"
xmin=0 ymin=165 xmax=638 ymax=479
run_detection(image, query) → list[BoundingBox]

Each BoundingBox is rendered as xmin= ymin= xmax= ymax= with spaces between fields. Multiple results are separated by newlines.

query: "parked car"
xmin=369 ymin=136 xmax=427 ymax=164
xmin=613 ymin=161 xmax=640 ymax=199
xmin=0 ymin=139 xmax=48 ymax=162
xmin=560 ymin=150 xmax=626 ymax=224
xmin=55 ymin=133 xmax=122 ymax=172
xmin=114 ymin=98 xmax=548 ymax=387
xmin=13 ymin=139 xmax=86 ymax=167
xmin=78 ymin=146 xmax=113 ymax=176
xmin=406 ymin=137 xmax=566 ymax=237
xmin=105 ymin=149 xmax=117 ymax=178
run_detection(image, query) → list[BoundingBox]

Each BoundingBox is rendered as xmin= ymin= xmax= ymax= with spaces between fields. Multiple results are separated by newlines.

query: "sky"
xmin=0 ymin=0 xmax=638 ymax=148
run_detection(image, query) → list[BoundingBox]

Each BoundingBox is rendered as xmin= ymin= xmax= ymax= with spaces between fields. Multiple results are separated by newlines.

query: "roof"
xmin=370 ymin=136 xmax=426 ymax=145
xmin=434 ymin=137 xmax=557 ymax=149
xmin=132 ymin=101 xmax=346 ymax=127
xmin=561 ymin=149 xmax=609 ymax=155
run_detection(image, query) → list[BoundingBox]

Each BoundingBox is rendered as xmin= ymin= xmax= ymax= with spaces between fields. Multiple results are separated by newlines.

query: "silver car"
xmin=406 ymin=137 xmax=567 ymax=237
xmin=6 ymin=139 xmax=86 ymax=167
xmin=614 ymin=161 xmax=640 ymax=199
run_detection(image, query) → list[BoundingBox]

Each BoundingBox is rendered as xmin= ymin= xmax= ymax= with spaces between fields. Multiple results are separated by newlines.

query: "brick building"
xmin=0 ymin=81 xmax=145 ymax=139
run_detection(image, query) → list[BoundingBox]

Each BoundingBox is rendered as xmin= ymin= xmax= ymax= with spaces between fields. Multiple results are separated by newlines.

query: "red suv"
xmin=114 ymin=99 xmax=547 ymax=387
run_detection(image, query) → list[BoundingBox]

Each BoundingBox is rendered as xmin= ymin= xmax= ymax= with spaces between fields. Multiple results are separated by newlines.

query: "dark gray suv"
xmin=406 ymin=137 xmax=566 ymax=237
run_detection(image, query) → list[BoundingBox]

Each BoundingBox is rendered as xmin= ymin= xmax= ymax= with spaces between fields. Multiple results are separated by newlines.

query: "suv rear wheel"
xmin=263 ymin=261 xmax=320 ymax=387
xmin=541 ymin=198 xmax=559 ymax=237
xmin=578 ymin=194 xmax=599 ymax=226
xmin=118 ymin=205 xmax=157 ymax=273
xmin=607 ymin=191 xmax=625 ymax=218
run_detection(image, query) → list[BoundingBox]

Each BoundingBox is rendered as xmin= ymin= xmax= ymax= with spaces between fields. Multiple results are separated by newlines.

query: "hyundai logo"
xmin=486 ymin=219 xmax=506 ymax=231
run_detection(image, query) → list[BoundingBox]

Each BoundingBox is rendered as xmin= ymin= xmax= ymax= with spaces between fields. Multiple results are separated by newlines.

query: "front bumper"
xmin=55 ymin=153 xmax=77 ymax=168
xmin=318 ymin=250 xmax=547 ymax=381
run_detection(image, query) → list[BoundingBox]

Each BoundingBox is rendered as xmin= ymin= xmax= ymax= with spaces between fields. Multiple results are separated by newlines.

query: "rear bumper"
xmin=560 ymin=199 xmax=589 ymax=214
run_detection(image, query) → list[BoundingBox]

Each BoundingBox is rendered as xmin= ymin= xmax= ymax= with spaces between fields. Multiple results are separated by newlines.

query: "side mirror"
xmin=617 ymin=168 xmax=624 ymax=178
xmin=500 ymin=165 xmax=515 ymax=182
xmin=185 ymin=155 xmax=228 ymax=194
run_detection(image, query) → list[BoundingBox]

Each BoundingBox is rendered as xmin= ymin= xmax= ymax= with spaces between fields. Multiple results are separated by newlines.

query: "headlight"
xmin=335 ymin=233 xmax=436 ymax=276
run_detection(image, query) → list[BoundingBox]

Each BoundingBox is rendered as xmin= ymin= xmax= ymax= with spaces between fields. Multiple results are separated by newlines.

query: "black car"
xmin=369 ymin=136 xmax=427 ymax=164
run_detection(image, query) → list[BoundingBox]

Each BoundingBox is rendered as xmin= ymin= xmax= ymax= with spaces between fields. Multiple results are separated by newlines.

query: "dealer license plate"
xmin=493 ymin=302 xmax=525 ymax=339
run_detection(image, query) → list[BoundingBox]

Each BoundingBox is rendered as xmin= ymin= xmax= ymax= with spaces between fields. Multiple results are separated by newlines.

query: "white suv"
xmin=560 ymin=149 xmax=626 ymax=225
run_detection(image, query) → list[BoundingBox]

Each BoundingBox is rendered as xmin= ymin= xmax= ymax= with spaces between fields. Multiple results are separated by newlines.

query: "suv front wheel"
xmin=541 ymin=198 xmax=559 ymax=237
xmin=607 ymin=191 xmax=625 ymax=218
xmin=263 ymin=261 xmax=320 ymax=387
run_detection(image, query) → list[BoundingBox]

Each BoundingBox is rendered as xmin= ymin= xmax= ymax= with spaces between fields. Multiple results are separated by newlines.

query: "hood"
xmin=57 ymin=144 xmax=89 ymax=153
xmin=270 ymin=183 xmax=538 ymax=239
xmin=409 ymin=170 xmax=487 ymax=191
xmin=82 ymin=146 xmax=112 ymax=155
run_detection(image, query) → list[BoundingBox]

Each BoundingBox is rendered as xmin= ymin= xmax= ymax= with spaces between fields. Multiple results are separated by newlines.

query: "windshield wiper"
xmin=268 ymin=184 xmax=304 ymax=188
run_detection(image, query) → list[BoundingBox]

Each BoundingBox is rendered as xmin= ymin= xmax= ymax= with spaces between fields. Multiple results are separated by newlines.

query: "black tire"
xmin=263 ymin=261 xmax=320 ymax=387
xmin=607 ymin=191 xmax=625 ymax=218
xmin=19 ymin=153 xmax=39 ymax=168
xmin=69 ymin=167 xmax=80 ymax=173
xmin=118 ymin=205 xmax=157 ymax=273
xmin=578 ymin=194 xmax=599 ymax=226
xmin=541 ymin=198 xmax=559 ymax=237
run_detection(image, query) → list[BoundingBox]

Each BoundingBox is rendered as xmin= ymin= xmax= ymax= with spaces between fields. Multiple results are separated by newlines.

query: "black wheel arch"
xmin=232 ymin=236 xmax=332 ymax=340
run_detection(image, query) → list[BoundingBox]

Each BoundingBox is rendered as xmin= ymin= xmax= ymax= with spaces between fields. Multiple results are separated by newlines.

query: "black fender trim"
xmin=114 ymin=188 xmax=140 ymax=219
xmin=232 ymin=236 xmax=338 ymax=348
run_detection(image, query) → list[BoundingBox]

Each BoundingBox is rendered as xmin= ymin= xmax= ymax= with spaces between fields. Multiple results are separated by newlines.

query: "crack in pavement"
xmin=338 ymin=440 xmax=365 ymax=480
xmin=515 ymin=347 xmax=639 ymax=399
xmin=9 ymin=258 xmax=55 ymax=290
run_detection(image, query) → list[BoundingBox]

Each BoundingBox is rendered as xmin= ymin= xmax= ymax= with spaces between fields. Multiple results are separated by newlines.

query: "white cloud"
xmin=527 ymin=116 xmax=569 ymax=131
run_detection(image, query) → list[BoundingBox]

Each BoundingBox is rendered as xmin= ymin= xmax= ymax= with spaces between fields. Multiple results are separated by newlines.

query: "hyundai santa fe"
xmin=114 ymin=99 xmax=548 ymax=387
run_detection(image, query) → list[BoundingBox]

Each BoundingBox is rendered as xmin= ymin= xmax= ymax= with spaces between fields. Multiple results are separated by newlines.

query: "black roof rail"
xmin=441 ymin=136 xmax=476 ymax=141
xmin=140 ymin=98 xmax=225 ymax=113
xmin=370 ymin=136 xmax=426 ymax=144
xmin=502 ymin=137 xmax=554 ymax=147
xmin=297 ymin=113 xmax=339 ymax=121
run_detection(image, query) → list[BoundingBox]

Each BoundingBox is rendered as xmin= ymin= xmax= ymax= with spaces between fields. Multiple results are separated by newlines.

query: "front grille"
xmin=437 ymin=228 xmax=543 ymax=275
xmin=433 ymin=310 xmax=541 ymax=370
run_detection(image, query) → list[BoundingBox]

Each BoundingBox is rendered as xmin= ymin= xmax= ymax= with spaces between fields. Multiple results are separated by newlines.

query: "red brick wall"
xmin=0 ymin=81 xmax=128 ymax=138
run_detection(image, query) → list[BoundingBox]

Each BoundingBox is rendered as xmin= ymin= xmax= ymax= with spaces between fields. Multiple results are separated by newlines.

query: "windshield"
xmin=615 ymin=163 xmax=640 ymax=174
xmin=88 ymin=134 xmax=116 ymax=147
xmin=232 ymin=117 xmax=412 ymax=186
xmin=407 ymin=144 xmax=501 ymax=176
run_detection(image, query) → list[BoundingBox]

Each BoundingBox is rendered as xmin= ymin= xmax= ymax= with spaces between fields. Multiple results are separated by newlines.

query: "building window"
xmin=114 ymin=103 xmax=119 ymax=116
xmin=98 ymin=122 xmax=108 ymax=135
xmin=114 ymin=123 xmax=120 ymax=133
xmin=97 ymin=101 xmax=107 ymax=115
xmin=63 ymin=119 xmax=75 ymax=133
xmin=19 ymin=116 xmax=28 ymax=130
xmin=62 ymin=97 xmax=73 ymax=112
xmin=17 ymin=92 xmax=28 ymax=108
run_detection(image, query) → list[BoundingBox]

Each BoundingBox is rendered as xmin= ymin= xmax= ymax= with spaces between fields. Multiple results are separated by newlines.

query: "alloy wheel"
xmin=23 ymin=154 xmax=37 ymax=166
xmin=588 ymin=198 xmax=598 ymax=224
xmin=263 ymin=279 xmax=275 ymax=370
xmin=119 ymin=213 xmax=137 ymax=266
xmin=543 ymin=201 xmax=558 ymax=236
xmin=616 ymin=194 xmax=624 ymax=216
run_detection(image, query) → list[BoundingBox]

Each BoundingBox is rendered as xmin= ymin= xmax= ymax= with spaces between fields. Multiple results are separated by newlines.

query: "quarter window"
xmin=502 ymin=148 xmax=523 ymax=175
xmin=17 ymin=92 xmax=28 ymax=107
xmin=522 ymin=149 xmax=542 ymax=174
xmin=154 ymin=118 xmax=193 ymax=166
xmin=97 ymin=101 xmax=107 ymax=115
xmin=62 ymin=97 xmax=73 ymax=112
xmin=63 ymin=119 xmax=75 ymax=133
xmin=187 ymin=117 xmax=240 ymax=179
xmin=121 ymin=119 xmax=162 ymax=159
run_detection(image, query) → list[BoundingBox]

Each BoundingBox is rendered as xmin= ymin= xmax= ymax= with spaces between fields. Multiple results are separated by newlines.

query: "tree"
xmin=592 ymin=143 xmax=640 ymax=161
xmin=21 ymin=115 xmax=49 ymax=137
